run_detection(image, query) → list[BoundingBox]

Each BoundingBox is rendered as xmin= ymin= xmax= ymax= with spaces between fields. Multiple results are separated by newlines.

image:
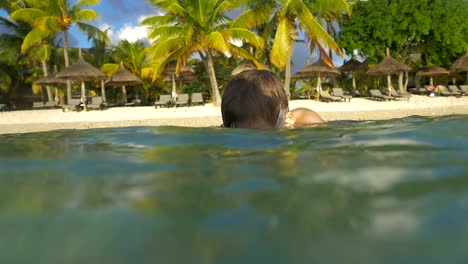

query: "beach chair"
xmin=331 ymin=88 xmax=352 ymax=102
xmin=409 ymin=87 xmax=428 ymax=95
xmin=32 ymin=101 xmax=45 ymax=109
xmin=369 ymin=89 xmax=394 ymax=101
xmin=390 ymin=86 xmax=411 ymax=101
xmin=190 ymin=93 xmax=205 ymax=106
xmin=425 ymin=85 xmax=451 ymax=96
xmin=175 ymin=93 xmax=190 ymax=107
xmin=319 ymin=91 xmax=342 ymax=102
xmin=459 ymin=85 xmax=468 ymax=94
xmin=154 ymin=94 xmax=172 ymax=108
xmin=447 ymin=85 xmax=464 ymax=96
xmin=62 ymin=98 xmax=82 ymax=112
xmin=44 ymin=101 xmax=57 ymax=108
xmin=87 ymin=96 xmax=105 ymax=110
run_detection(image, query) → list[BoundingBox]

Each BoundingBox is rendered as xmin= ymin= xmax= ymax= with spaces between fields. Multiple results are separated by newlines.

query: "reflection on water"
xmin=1 ymin=116 xmax=468 ymax=263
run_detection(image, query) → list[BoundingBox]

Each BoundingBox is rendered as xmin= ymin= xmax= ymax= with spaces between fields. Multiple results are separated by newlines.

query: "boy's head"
xmin=221 ymin=70 xmax=289 ymax=129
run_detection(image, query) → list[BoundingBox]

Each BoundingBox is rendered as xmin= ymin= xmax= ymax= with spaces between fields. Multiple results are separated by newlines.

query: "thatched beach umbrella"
xmin=293 ymin=60 xmax=340 ymax=100
xmin=56 ymin=50 xmax=106 ymax=110
xmin=163 ymin=61 xmax=196 ymax=98
xmin=231 ymin=60 xmax=270 ymax=76
xmin=450 ymin=53 xmax=468 ymax=83
xmin=415 ymin=65 xmax=449 ymax=86
xmin=338 ymin=59 xmax=369 ymax=91
xmin=106 ymin=62 xmax=142 ymax=104
xmin=367 ymin=54 xmax=411 ymax=95
xmin=34 ymin=65 xmax=68 ymax=103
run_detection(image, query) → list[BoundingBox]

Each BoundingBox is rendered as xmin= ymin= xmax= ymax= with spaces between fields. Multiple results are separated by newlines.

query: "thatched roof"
xmin=338 ymin=59 xmax=368 ymax=72
xmin=106 ymin=62 xmax=142 ymax=86
xmin=163 ymin=74 xmax=198 ymax=83
xmin=164 ymin=61 xmax=195 ymax=76
xmin=56 ymin=57 xmax=107 ymax=81
xmin=415 ymin=65 xmax=449 ymax=77
xmin=292 ymin=60 xmax=340 ymax=79
xmin=367 ymin=56 xmax=411 ymax=75
xmin=34 ymin=73 xmax=68 ymax=86
xmin=450 ymin=53 xmax=468 ymax=73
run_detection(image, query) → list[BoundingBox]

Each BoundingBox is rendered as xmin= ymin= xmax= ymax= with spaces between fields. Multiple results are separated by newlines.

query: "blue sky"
xmin=0 ymin=0 xmax=346 ymax=73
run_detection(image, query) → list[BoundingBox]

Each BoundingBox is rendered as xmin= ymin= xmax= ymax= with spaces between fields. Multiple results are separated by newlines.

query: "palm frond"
xmin=205 ymin=31 xmax=230 ymax=53
xmin=101 ymin=63 xmax=119 ymax=76
xmin=10 ymin=8 xmax=48 ymax=24
xmin=229 ymin=28 xmax=265 ymax=49
xmin=21 ymin=28 xmax=44 ymax=53
xmin=147 ymin=25 xmax=185 ymax=40
xmin=296 ymin=1 xmax=343 ymax=56
xmin=232 ymin=7 xmax=272 ymax=28
xmin=140 ymin=15 xmax=174 ymax=26
xmin=270 ymin=17 xmax=295 ymax=68
xmin=76 ymin=22 xmax=110 ymax=44
xmin=73 ymin=9 xmax=99 ymax=21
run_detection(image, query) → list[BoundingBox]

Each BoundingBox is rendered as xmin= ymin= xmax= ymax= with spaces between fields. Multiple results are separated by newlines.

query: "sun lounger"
xmin=154 ymin=94 xmax=172 ymax=108
xmin=190 ymin=93 xmax=205 ymax=106
xmin=331 ymin=88 xmax=352 ymax=102
xmin=409 ymin=87 xmax=428 ymax=95
xmin=448 ymin=85 xmax=464 ymax=96
xmin=175 ymin=93 xmax=190 ymax=107
xmin=32 ymin=101 xmax=45 ymax=109
xmin=369 ymin=89 xmax=394 ymax=101
xmin=390 ymin=86 xmax=411 ymax=101
xmin=459 ymin=85 xmax=468 ymax=94
xmin=319 ymin=91 xmax=342 ymax=102
xmin=32 ymin=101 xmax=57 ymax=109
xmin=425 ymin=85 xmax=451 ymax=96
xmin=87 ymin=96 xmax=105 ymax=110
xmin=62 ymin=98 xmax=83 ymax=112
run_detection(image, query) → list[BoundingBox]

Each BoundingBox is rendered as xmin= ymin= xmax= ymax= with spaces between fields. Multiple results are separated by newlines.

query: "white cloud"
xmin=98 ymin=15 xmax=151 ymax=44
xmin=116 ymin=24 xmax=149 ymax=43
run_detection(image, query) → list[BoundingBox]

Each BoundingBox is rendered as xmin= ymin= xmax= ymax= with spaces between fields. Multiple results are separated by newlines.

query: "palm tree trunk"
xmin=122 ymin=85 xmax=127 ymax=104
xmin=398 ymin=72 xmax=406 ymax=93
xmin=63 ymin=30 xmax=72 ymax=104
xmin=387 ymin=74 xmax=392 ymax=95
xmin=204 ymin=51 xmax=221 ymax=106
xmin=41 ymin=60 xmax=53 ymax=103
xmin=100 ymin=80 xmax=106 ymax=103
xmin=284 ymin=59 xmax=291 ymax=99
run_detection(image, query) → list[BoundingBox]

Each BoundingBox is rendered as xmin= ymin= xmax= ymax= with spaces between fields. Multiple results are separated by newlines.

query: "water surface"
xmin=1 ymin=115 xmax=468 ymax=264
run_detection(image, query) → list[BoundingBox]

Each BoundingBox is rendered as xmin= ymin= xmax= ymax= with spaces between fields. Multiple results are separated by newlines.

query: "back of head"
xmin=221 ymin=70 xmax=288 ymax=129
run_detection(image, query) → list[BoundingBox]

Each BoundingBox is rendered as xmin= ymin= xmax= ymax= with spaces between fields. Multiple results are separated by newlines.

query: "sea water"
xmin=1 ymin=115 xmax=468 ymax=264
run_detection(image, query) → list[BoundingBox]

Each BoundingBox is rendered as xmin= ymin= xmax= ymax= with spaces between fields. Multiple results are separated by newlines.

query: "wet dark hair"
xmin=221 ymin=70 xmax=289 ymax=129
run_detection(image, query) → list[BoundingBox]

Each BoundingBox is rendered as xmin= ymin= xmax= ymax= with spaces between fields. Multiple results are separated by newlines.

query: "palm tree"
xmin=234 ymin=0 xmax=344 ymax=94
xmin=10 ymin=0 xmax=109 ymax=103
xmin=306 ymin=0 xmax=350 ymax=62
xmin=0 ymin=14 xmax=39 ymax=105
xmin=102 ymin=40 xmax=154 ymax=103
xmin=142 ymin=0 xmax=264 ymax=106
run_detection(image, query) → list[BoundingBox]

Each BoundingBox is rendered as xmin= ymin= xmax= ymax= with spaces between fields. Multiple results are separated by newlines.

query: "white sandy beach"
xmin=1 ymin=95 xmax=468 ymax=134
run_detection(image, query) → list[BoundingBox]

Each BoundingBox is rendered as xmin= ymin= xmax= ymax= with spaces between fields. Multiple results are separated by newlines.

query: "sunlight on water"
xmin=1 ymin=115 xmax=468 ymax=263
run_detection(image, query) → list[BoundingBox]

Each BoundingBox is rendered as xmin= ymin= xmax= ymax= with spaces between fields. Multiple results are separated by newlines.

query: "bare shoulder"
xmin=288 ymin=107 xmax=325 ymax=126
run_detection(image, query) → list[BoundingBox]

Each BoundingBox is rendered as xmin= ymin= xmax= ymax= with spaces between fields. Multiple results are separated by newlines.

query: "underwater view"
xmin=1 ymin=115 xmax=468 ymax=264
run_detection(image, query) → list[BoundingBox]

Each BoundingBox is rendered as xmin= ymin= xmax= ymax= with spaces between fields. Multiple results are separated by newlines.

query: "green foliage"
xmin=338 ymin=0 xmax=468 ymax=66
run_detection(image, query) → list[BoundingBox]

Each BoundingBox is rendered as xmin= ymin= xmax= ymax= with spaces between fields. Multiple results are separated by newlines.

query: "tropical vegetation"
xmin=0 ymin=0 xmax=467 ymax=109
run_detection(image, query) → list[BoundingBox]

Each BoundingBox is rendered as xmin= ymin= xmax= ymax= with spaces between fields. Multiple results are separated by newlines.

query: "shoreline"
xmin=1 ymin=95 xmax=468 ymax=134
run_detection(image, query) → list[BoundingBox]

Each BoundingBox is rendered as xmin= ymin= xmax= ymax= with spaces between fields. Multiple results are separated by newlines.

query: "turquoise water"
xmin=1 ymin=115 xmax=468 ymax=264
